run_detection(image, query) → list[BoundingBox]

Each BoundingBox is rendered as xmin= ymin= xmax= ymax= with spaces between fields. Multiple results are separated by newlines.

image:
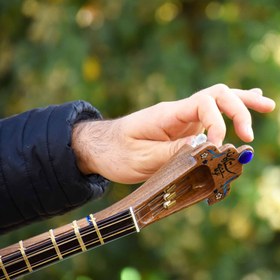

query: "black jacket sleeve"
xmin=0 ymin=100 xmax=110 ymax=233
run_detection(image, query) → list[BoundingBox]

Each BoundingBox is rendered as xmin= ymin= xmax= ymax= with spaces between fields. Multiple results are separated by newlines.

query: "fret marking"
xmin=72 ymin=220 xmax=87 ymax=252
xmin=129 ymin=207 xmax=140 ymax=232
xmin=18 ymin=240 xmax=33 ymax=272
xmin=88 ymin=214 xmax=104 ymax=245
xmin=0 ymin=256 xmax=10 ymax=280
xmin=49 ymin=229 xmax=63 ymax=260
xmin=0 ymin=209 xmax=139 ymax=280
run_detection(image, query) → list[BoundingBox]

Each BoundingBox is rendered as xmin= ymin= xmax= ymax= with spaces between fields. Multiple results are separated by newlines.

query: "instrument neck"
xmin=0 ymin=208 xmax=139 ymax=280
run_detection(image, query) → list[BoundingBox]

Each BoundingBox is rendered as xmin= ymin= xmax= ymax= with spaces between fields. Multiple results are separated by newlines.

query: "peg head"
xmin=191 ymin=143 xmax=254 ymax=206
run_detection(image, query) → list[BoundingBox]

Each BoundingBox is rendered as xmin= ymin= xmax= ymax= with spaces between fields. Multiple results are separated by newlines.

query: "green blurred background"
xmin=0 ymin=0 xmax=280 ymax=279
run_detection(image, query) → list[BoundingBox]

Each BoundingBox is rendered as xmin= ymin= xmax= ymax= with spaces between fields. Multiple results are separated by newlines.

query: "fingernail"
xmin=217 ymin=140 xmax=223 ymax=147
xmin=186 ymin=136 xmax=195 ymax=146
xmin=263 ymin=97 xmax=276 ymax=109
xmin=250 ymin=88 xmax=263 ymax=95
xmin=246 ymin=125 xmax=254 ymax=141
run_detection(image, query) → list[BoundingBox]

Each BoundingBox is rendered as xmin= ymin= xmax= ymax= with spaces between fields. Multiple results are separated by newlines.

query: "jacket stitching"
xmin=46 ymin=106 xmax=73 ymax=207
xmin=22 ymin=110 xmax=48 ymax=215
xmin=0 ymin=119 xmax=27 ymax=221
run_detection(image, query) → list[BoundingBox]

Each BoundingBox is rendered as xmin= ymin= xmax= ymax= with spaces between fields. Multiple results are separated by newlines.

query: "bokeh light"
xmin=0 ymin=1 xmax=279 ymax=280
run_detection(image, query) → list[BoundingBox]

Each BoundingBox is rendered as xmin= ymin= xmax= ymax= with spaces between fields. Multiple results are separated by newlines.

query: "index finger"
xmin=192 ymin=94 xmax=226 ymax=147
xmin=195 ymin=85 xmax=260 ymax=143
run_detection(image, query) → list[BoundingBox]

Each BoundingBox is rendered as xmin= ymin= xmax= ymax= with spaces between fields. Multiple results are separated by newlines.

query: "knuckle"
xmin=168 ymin=142 xmax=178 ymax=158
xmin=214 ymin=83 xmax=230 ymax=94
xmin=169 ymin=139 xmax=185 ymax=157
xmin=156 ymin=101 xmax=169 ymax=110
xmin=209 ymin=124 xmax=226 ymax=141
xmin=195 ymin=93 xmax=215 ymax=105
xmin=192 ymin=92 xmax=212 ymax=102
xmin=219 ymin=123 xmax=227 ymax=137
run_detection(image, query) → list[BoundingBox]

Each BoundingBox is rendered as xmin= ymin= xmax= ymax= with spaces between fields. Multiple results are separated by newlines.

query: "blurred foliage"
xmin=0 ymin=0 xmax=280 ymax=279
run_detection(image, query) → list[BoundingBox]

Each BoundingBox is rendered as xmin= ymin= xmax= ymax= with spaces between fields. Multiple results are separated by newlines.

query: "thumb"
xmin=153 ymin=136 xmax=196 ymax=167
xmin=119 ymin=136 xmax=196 ymax=184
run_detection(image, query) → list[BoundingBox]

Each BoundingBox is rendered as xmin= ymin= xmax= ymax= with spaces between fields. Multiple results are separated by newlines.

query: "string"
xmin=1 ymin=212 xmax=132 ymax=270
xmin=135 ymin=176 xmax=193 ymax=224
xmin=1 ymin=223 xmax=136 ymax=280
xmin=5 ymin=175 xmax=192 ymax=266
xmin=2 ymin=187 xmax=166 ymax=267
xmin=24 ymin=179 xmax=193 ymax=276
xmin=0 ymin=173 xmax=210 ymax=280
xmin=3 ymin=212 xmax=132 ymax=266
xmin=0 ymin=214 xmax=135 ymax=280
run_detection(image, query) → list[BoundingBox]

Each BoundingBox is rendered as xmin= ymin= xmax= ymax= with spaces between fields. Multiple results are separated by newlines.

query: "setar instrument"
xmin=0 ymin=141 xmax=254 ymax=279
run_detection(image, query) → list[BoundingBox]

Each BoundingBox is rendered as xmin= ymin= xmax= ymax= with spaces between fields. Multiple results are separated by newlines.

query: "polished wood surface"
xmin=0 ymin=142 xmax=253 ymax=279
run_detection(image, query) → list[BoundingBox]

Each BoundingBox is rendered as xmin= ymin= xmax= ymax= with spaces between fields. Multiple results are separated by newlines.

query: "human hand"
xmin=72 ymin=84 xmax=275 ymax=184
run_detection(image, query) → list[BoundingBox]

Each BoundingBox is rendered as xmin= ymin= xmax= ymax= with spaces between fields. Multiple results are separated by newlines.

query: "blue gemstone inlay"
xmin=238 ymin=150 xmax=254 ymax=164
xmin=86 ymin=215 xmax=93 ymax=225
xmin=207 ymin=149 xmax=226 ymax=159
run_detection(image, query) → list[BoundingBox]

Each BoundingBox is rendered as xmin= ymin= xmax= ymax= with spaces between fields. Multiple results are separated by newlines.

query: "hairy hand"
xmin=72 ymin=84 xmax=275 ymax=184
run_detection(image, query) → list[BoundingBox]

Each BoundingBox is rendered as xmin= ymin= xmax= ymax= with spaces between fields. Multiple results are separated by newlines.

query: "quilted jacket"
xmin=0 ymin=100 xmax=109 ymax=233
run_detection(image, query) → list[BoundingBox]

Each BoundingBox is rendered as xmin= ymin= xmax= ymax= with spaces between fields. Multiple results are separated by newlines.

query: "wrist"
xmin=71 ymin=120 xmax=118 ymax=176
xmin=72 ymin=121 xmax=95 ymax=174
